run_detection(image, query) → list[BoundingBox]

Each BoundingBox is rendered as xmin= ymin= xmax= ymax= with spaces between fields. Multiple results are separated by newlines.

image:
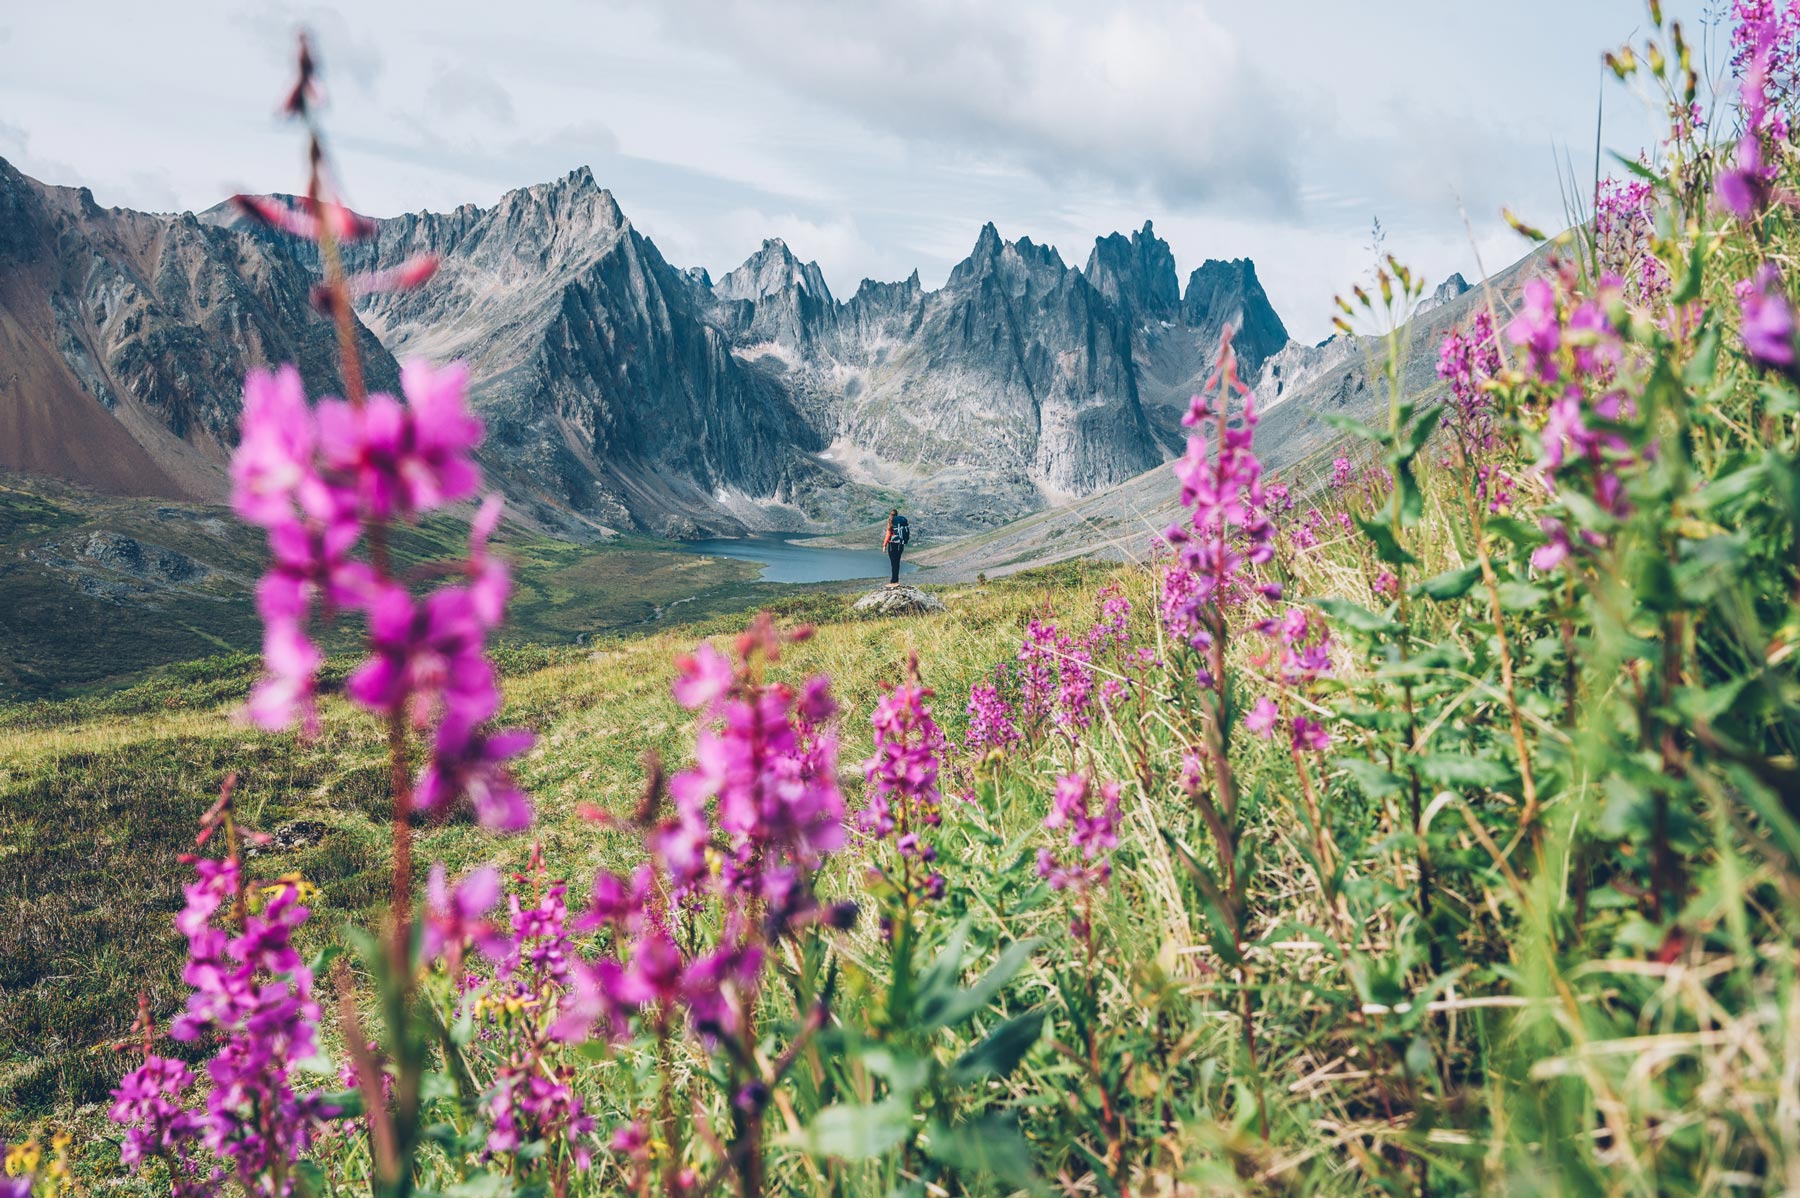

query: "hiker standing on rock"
xmin=883 ymin=508 xmax=910 ymax=586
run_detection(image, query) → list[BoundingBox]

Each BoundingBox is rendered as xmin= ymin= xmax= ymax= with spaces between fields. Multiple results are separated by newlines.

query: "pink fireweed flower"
xmin=417 ymin=721 xmax=535 ymax=831
xmin=1372 ymin=570 xmax=1398 ymax=597
xmin=500 ymin=865 xmax=575 ymax=990
xmin=611 ymin=1120 xmax=652 ymax=1162
xmin=422 ymin=864 xmax=507 ymax=967
xmin=1508 ymin=277 xmax=1562 ymax=380
xmin=1290 ymin=716 xmax=1331 ymax=753
xmin=163 ymin=863 xmax=331 ymax=1193
xmin=1593 ymin=174 xmax=1667 ymax=298
xmin=1244 ymin=696 xmax=1280 ymax=739
xmin=1330 ymin=456 xmax=1353 ymax=489
xmin=316 ymin=359 xmax=483 ymax=522
xmin=1733 ymin=3 xmax=1800 ymax=140
xmin=1531 ymin=517 xmax=1574 ymax=572
xmin=964 ymin=670 xmax=1021 ymax=753
xmin=110 ymin=1055 xmax=204 ymax=1172
xmin=1015 ymin=617 xmax=1063 ymax=723
xmin=230 ymin=366 xmax=376 ymax=734
xmin=672 ymin=642 xmax=735 ymax=712
xmin=485 ymin=1062 xmax=596 ymax=1168
xmin=574 ymin=866 xmax=656 ymax=936
xmin=665 ymin=644 xmax=847 ymax=923
xmin=1037 ymin=773 xmax=1123 ymax=936
xmin=467 ymin=494 xmax=511 ymax=628
xmin=1089 ymin=582 xmax=1133 ymax=648
xmin=1438 ymin=311 xmax=1502 ymax=452
xmin=1161 ymin=330 xmax=1277 ymax=669
xmin=314 ymin=255 xmax=441 ymax=311
xmin=1739 ymin=265 xmax=1798 ymax=368
xmin=1719 ymin=135 xmax=1773 ymax=221
xmin=347 ymin=581 xmax=498 ymax=729
xmin=231 ymin=366 xmax=329 ymax=529
xmin=231 ymin=193 xmax=377 ymax=243
xmin=861 ymin=674 xmax=946 ymax=836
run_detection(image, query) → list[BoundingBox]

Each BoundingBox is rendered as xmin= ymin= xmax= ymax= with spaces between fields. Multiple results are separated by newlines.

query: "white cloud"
xmin=636 ymin=0 xmax=1300 ymax=211
xmin=425 ymin=60 xmax=516 ymax=126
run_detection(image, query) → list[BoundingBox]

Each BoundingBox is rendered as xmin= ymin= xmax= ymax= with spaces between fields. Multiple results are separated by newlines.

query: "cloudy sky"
xmin=0 ymin=0 xmax=1727 ymax=340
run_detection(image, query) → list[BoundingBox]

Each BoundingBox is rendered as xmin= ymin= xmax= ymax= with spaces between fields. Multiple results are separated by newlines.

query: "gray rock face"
xmin=1082 ymin=228 xmax=1291 ymax=446
xmin=320 ymin=168 xmax=832 ymax=534
xmin=711 ymin=238 xmax=838 ymax=353
xmin=1178 ymin=259 xmax=1290 ymax=376
xmin=852 ymin=584 xmax=946 ymax=615
xmin=711 ymin=220 xmax=1251 ymax=533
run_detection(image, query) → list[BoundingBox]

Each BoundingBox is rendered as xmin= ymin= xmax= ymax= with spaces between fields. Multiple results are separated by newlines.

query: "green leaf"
xmin=1485 ymin=515 xmax=1544 ymax=549
xmin=1401 ymin=404 xmax=1446 ymax=460
xmin=924 ymin=1114 xmax=1043 ymax=1192
xmin=789 ymin=1099 xmax=914 ymax=1161
xmin=424 ymin=1173 xmax=516 ymax=1198
xmin=1413 ymin=562 xmax=1482 ymax=601
xmin=1320 ymin=411 xmax=1388 ymax=444
xmin=1610 ymin=152 xmax=1673 ymax=193
xmin=921 ymin=938 xmax=1040 ymax=1028
xmin=1396 ymin=460 xmax=1425 ymax=524
xmin=319 ymin=1087 xmax=364 ymax=1119
xmin=911 ymin=921 xmax=972 ymax=1018
xmin=1693 ymin=461 xmax=1768 ymax=513
xmin=951 ymin=1011 xmax=1046 ymax=1085
xmin=1354 ymin=517 xmax=1418 ymax=566
xmin=1683 ymin=324 xmax=1720 ymax=389
xmin=1416 ymin=755 xmax=1511 ymax=789
xmin=1340 ymin=758 xmax=1405 ymax=798
xmin=1669 ymin=233 xmax=1705 ymax=305
xmin=307 ymin=944 xmax=343 ymax=979
xmin=294 ymin=1161 xmax=329 ymax=1198
xmin=861 ymin=1047 xmax=932 ymax=1099
xmin=1312 ymin=596 xmax=1400 ymax=635
xmin=420 ymin=1070 xmax=459 ymax=1104
xmin=1496 ymin=581 xmax=1548 ymax=611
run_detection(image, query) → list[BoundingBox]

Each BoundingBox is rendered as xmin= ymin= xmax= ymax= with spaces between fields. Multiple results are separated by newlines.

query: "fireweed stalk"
xmin=859 ymin=652 xmax=949 ymax=1023
xmin=560 ymin=615 xmax=854 ymax=1198
xmin=116 ymin=35 xmax=529 ymax=1198
xmin=1036 ymin=772 xmax=1125 ymax=1186
xmin=1161 ymin=324 xmax=1277 ymax=1134
xmin=111 ymin=778 xmax=332 ymax=1197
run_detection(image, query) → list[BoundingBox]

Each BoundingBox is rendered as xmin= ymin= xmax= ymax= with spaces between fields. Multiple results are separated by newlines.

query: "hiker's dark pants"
xmin=888 ymin=545 xmax=903 ymax=583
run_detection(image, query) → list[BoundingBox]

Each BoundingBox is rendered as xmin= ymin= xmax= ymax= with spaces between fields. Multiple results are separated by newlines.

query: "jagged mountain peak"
xmin=495 ymin=166 xmax=626 ymax=234
xmin=1179 ymin=257 xmax=1290 ymax=374
xmin=715 ymin=237 xmax=832 ymax=305
xmin=1084 ymin=219 xmax=1179 ymax=321
xmin=1416 ymin=271 xmax=1472 ymax=315
xmin=948 ymin=222 xmax=1070 ymax=292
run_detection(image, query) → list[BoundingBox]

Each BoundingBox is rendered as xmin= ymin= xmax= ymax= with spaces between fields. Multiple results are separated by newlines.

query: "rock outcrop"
xmin=852 ymin=584 xmax=946 ymax=616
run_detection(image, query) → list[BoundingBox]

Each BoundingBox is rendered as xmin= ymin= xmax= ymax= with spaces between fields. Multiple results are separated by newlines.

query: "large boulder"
xmin=853 ymin=585 xmax=946 ymax=616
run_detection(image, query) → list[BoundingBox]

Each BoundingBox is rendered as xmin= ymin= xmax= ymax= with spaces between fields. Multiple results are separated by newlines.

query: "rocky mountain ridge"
xmin=3 ymin=157 xmax=1466 ymax=539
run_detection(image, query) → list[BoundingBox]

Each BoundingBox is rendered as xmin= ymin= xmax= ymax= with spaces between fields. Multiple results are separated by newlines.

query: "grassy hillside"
xmin=0 ymin=565 xmax=1090 ymax=1125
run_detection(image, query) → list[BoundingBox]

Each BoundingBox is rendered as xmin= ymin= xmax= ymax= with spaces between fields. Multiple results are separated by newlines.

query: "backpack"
xmin=889 ymin=516 xmax=911 ymax=548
